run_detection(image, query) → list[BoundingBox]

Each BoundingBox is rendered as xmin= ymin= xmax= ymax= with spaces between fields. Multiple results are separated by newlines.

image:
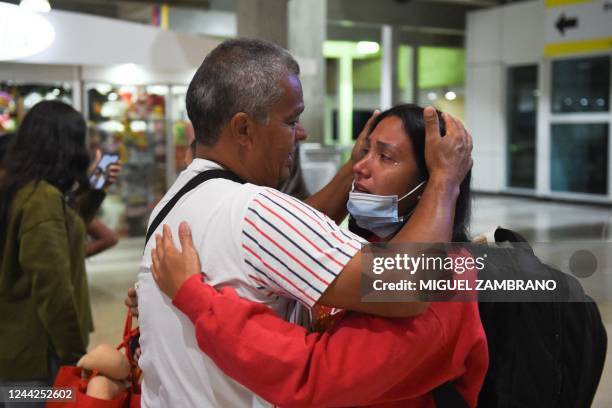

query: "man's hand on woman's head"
xmin=423 ymin=106 xmax=473 ymax=188
xmin=151 ymin=222 xmax=202 ymax=299
xmin=351 ymin=109 xmax=381 ymax=164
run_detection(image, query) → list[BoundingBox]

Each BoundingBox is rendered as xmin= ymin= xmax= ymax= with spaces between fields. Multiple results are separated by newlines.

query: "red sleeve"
xmin=173 ymin=275 xmax=487 ymax=407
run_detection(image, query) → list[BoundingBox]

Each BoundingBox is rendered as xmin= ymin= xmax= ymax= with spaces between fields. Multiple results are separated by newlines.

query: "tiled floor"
xmin=85 ymin=194 xmax=612 ymax=406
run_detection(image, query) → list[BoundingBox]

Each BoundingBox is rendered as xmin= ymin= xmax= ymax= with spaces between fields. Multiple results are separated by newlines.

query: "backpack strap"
xmin=145 ymin=169 xmax=245 ymax=246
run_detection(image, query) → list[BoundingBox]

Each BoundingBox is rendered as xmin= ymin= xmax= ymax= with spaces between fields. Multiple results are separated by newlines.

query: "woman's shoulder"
xmin=17 ymin=180 xmax=62 ymax=203
xmin=14 ymin=181 xmax=66 ymax=228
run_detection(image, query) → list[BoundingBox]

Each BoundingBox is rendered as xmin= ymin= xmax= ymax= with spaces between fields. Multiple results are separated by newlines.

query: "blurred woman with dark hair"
xmin=0 ymin=101 xmax=102 ymax=397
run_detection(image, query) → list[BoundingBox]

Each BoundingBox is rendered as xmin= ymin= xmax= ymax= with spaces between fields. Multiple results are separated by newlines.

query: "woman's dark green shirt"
xmin=0 ymin=181 xmax=94 ymax=380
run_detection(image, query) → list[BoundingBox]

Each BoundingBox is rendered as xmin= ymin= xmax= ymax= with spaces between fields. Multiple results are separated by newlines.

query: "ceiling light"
xmin=445 ymin=91 xmax=457 ymax=101
xmin=20 ymin=0 xmax=51 ymax=13
xmin=356 ymin=41 xmax=380 ymax=55
xmin=0 ymin=3 xmax=55 ymax=60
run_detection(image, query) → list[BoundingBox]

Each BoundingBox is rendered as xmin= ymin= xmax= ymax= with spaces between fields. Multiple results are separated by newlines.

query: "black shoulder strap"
xmin=145 ymin=169 xmax=245 ymax=246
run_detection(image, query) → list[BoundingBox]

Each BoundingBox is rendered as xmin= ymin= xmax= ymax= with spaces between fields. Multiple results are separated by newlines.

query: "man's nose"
xmin=295 ymin=122 xmax=307 ymax=142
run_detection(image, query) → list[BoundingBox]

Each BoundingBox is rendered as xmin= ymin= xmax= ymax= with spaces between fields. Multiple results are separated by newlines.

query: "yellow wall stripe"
xmin=545 ymin=37 xmax=612 ymax=56
xmin=161 ymin=4 xmax=170 ymax=30
xmin=545 ymin=0 xmax=593 ymax=7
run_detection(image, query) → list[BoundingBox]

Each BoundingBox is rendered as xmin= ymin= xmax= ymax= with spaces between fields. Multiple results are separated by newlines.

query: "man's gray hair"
xmin=186 ymin=38 xmax=300 ymax=146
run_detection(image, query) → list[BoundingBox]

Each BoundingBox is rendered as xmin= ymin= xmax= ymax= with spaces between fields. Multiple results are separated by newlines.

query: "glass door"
xmin=506 ymin=65 xmax=538 ymax=190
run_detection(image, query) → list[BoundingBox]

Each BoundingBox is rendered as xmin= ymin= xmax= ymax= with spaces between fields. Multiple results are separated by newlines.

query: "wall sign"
xmin=545 ymin=0 xmax=612 ymax=56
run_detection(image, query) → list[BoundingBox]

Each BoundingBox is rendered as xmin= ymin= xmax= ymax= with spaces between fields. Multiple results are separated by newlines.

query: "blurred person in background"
xmin=0 ymin=101 xmax=115 ymax=406
xmin=84 ymin=150 xmax=122 ymax=258
xmin=85 ymin=219 xmax=119 ymax=258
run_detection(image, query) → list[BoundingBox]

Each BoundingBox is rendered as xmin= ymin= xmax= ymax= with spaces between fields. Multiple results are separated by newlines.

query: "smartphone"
xmin=90 ymin=153 xmax=119 ymax=189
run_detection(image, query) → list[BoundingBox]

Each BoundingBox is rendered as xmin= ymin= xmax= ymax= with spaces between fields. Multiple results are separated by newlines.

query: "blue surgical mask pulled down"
xmin=347 ymin=180 xmax=426 ymax=239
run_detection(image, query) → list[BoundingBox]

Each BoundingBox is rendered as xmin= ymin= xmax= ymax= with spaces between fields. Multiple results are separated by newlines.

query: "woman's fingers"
xmin=87 ymin=149 xmax=102 ymax=176
xmin=155 ymin=233 xmax=165 ymax=261
xmin=178 ymin=222 xmax=194 ymax=252
xmin=151 ymin=247 xmax=159 ymax=282
xmin=149 ymin=224 xmax=193 ymax=298
xmin=162 ymin=224 xmax=174 ymax=254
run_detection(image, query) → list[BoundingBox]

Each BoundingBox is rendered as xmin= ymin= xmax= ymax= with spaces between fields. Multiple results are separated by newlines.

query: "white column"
xmin=380 ymin=25 xmax=400 ymax=110
xmin=338 ymin=55 xmax=353 ymax=146
xmin=412 ymin=44 xmax=419 ymax=104
xmin=237 ymin=0 xmax=288 ymax=48
xmin=288 ymin=0 xmax=326 ymax=144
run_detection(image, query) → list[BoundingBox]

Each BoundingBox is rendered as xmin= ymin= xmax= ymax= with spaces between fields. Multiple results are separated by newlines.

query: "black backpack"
xmin=475 ymin=228 xmax=607 ymax=408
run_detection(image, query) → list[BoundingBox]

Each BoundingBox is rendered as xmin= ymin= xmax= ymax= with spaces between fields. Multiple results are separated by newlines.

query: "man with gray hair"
xmin=137 ymin=38 xmax=471 ymax=407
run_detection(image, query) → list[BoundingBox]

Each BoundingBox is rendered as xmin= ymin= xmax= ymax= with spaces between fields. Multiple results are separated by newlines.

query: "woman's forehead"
xmin=369 ymin=116 xmax=410 ymax=149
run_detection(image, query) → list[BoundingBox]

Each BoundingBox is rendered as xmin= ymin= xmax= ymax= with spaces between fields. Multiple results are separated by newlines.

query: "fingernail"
xmin=179 ymin=221 xmax=190 ymax=236
xmin=425 ymin=107 xmax=435 ymax=118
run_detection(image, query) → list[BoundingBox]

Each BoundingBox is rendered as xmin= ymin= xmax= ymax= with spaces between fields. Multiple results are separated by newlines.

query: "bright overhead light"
xmin=427 ymin=92 xmax=437 ymax=101
xmin=445 ymin=91 xmax=457 ymax=101
xmin=356 ymin=41 xmax=380 ymax=55
xmin=19 ymin=0 xmax=51 ymax=13
xmin=0 ymin=2 xmax=55 ymax=60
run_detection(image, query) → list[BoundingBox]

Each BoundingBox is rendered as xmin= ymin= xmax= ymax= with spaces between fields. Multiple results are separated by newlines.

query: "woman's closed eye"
xmin=379 ymin=153 xmax=398 ymax=164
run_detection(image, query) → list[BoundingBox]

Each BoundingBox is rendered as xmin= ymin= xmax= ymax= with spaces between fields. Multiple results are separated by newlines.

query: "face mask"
xmin=347 ymin=180 xmax=426 ymax=238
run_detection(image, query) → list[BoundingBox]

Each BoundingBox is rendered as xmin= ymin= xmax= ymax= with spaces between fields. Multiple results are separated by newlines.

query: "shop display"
xmin=169 ymin=86 xmax=194 ymax=172
xmin=0 ymin=82 xmax=72 ymax=133
xmin=87 ymin=84 xmax=168 ymax=237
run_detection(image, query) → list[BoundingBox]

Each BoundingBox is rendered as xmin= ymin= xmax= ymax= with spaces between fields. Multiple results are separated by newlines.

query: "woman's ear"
xmin=229 ymin=112 xmax=254 ymax=149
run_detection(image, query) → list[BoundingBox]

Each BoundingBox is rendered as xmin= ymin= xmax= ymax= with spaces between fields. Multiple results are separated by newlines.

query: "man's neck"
xmin=195 ymin=142 xmax=253 ymax=184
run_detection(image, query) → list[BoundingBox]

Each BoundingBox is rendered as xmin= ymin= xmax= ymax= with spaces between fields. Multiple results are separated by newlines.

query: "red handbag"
xmin=47 ymin=310 xmax=141 ymax=408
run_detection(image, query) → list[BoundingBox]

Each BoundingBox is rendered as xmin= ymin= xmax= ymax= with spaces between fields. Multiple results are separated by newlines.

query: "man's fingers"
xmin=127 ymin=287 xmax=137 ymax=299
xmin=441 ymin=112 xmax=459 ymax=140
xmin=363 ymin=109 xmax=381 ymax=134
xmin=178 ymin=221 xmax=195 ymax=252
xmin=466 ymin=130 xmax=473 ymax=154
xmin=423 ymin=106 xmax=441 ymax=141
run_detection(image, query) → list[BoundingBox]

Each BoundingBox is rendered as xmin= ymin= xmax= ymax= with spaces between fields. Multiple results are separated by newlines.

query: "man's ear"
xmin=229 ymin=112 xmax=254 ymax=148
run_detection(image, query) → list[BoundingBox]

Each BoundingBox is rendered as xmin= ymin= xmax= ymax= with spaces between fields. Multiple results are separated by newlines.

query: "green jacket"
xmin=0 ymin=181 xmax=97 ymax=380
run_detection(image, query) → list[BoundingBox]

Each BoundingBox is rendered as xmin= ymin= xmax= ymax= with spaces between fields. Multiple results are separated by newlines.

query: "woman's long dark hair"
xmin=0 ymin=100 xmax=90 ymax=231
xmin=350 ymin=103 xmax=472 ymax=242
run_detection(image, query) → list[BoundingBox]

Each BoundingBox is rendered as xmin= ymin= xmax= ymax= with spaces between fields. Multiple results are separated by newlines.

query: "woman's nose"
xmin=353 ymin=154 xmax=372 ymax=179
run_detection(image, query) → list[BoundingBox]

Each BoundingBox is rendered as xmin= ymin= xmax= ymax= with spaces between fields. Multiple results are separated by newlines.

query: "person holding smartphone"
xmin=0 ymin=101 xmax=116 ymax=406
xmin=85 ymin=152 xmax=121 ymax=258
